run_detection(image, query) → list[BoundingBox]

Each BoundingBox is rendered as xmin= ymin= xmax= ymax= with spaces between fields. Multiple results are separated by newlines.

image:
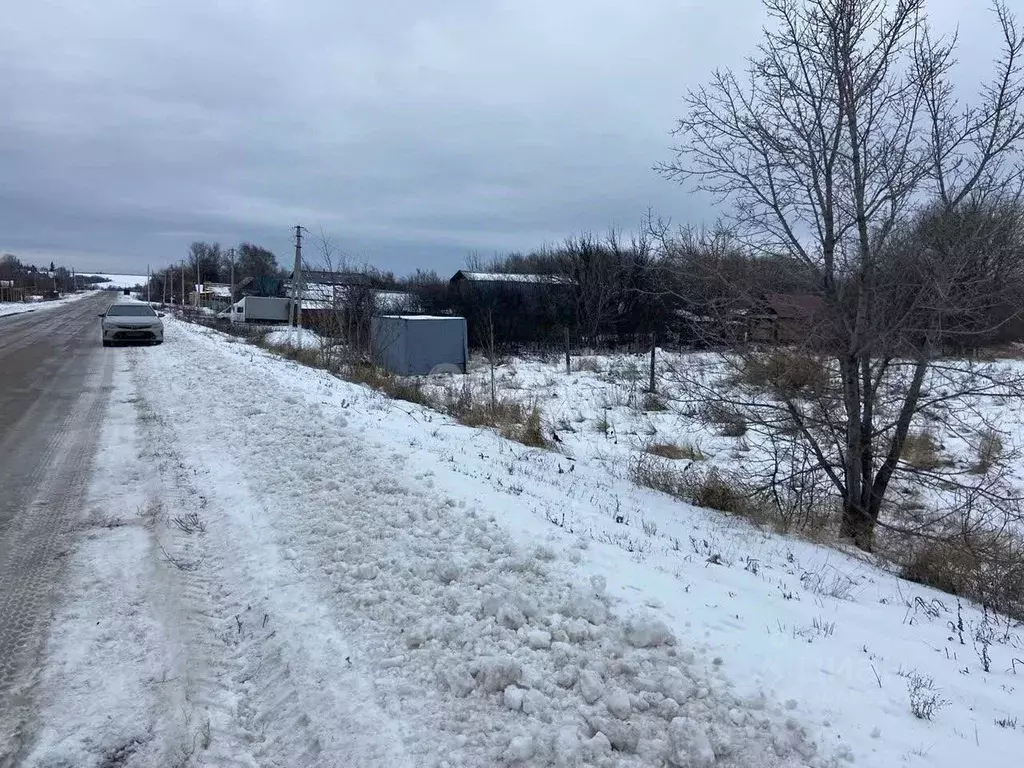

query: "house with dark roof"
xmin=449 ymin=270 xmax=573 ymax=291
xmin=748 ymin=293 xmax=826 ymax=343
xmin=447 ymin=270 xmax=576 ymax=346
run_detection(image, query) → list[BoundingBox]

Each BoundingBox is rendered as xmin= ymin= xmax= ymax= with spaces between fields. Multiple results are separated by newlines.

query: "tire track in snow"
xmin=125 ymin=346 xmax=414 ymax=767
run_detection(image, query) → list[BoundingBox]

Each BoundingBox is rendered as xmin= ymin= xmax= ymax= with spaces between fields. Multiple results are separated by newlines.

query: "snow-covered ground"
xmin=263 ymin=325 xmax=324 ymax=349
xmin=25 ymin=320 xmax=1023 ymax=767
xmin=417 ymin=351 xmax=1024 ymax=537
xmin=430 ymin=349 xmax=1020 ymax=468
xmin=0 ymin=290 xmax=95 ymax=318
xmin=82 ymin=272 xmax=148 ymax=289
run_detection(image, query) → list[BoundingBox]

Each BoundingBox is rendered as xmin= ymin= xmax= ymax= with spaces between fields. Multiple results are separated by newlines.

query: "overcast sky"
xmin=0 ymin=0 xmax=1011 ymax=276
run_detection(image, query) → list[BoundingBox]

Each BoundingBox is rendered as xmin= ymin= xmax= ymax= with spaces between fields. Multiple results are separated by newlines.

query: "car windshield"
xmin=106 ymin=305 xmax=157 ymax=317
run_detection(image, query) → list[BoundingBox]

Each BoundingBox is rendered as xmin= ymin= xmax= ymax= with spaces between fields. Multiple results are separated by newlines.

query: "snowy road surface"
xmin=0 ymin=292 xmax=114 ymax=763
xmin=9 ymin=314 xmax=1020 ymax=767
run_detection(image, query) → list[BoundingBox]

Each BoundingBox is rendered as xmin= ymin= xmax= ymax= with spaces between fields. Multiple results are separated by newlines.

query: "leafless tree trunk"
xmin=312 ymin=231 xmax=389 ymax=369
xmin=557 ymin=232 xmax=624 ymax=350
xmin=658 ymin=0 xmax=1024 ymax=550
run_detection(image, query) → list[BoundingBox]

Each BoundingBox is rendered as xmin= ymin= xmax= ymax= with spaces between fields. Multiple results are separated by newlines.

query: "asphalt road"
xmin=0 ymin=293 xmax=115 ymax=765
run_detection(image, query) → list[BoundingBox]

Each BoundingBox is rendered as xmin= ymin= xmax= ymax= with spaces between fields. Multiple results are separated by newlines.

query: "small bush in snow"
xmin=278 ymin=344 xmax=322 ymax=368
xmin=629 ymin=453 xmax=689 ymax=499
xmin=972 ymin=428 xmax=1005 ymax=474
xmin=734 ymin=350 xmax=829 ymax=397
xmin=811 ymin=616 xmax=836 ymax=638
xmin=899 ymin=429 xmax=944 ymax=470
xmin=593 ymin=411 xmax=612 ymax=435
xmin=643 ymin=441 xmax=705 ymax=461
xmin=903 ymin=670 xmax=948 ymax=720
xmin=343 ymin=364 xmax=432 ymax=407
xmin=500 ymin=403 xmax=549 ymax=448
xmin=643 ymin=392 xmax=669 ymax=412
xmin=799 ymin=565 xmax=857 ymax=601
xmin=899 ymin=531 xmax=1024 ymax=621
xmin=699 ymin=402 xmax=748 ymax=437
xmin=630 ymin=457 xmax=760 ymax=522
xmin=685 ymin=468 xmax=757 ymax=519
xmin=573 ymin=356 xmax=603 ymax=373
xmin=438 ymin=380 xmax=551 ymax=449
xmin=719 ymin=417 xmax=749 ymax=438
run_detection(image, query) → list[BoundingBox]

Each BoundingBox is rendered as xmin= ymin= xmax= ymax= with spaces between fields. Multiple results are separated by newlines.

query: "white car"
xmin=100 ymin=303 xmax=165 ymax=346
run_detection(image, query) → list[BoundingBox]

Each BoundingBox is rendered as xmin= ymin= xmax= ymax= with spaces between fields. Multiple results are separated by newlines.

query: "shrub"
xmin=630 ymin=457 xmax=759 ymax=521
xmin=687 ymin=467 xmax=753 ymax=517
xmin=769 ymin=488 xmax=839 ymax=537
xmin=719 ymin=417 xmax=748 ymax=437
xmin=440 ymin=383 xmax=550 ymax=449
xmin=644 ymin=442 xmax=705 ymax=461
xmin=277 ymin=344 xmax=321 ymax=368
xmin=643 ymin=393 xmax=669 ymax=412
xmin=900 ymin=430 xmax=943 ymax=470
xmin=630 ymin=452 xmax=690 ymax=499
xmin=341 ymin=364 xmax=432 ymax=406
xmin=900 ymin=530 xmax=1024 ymax=621
xmin=736 ymin=351 xmax=829 ymax=396
xmin=700 ymin=402 xmax=748 ymax=437
xmin=574 ymin=356 xmax=603 ymax=373
xmin=904 ymin=671 xmax=948 ymax=720
xmin=800 ymin=565 xmax=856 ymax=600
xmin=387 ymin=378 xmax=431 ymax=406
xmin=254 ymin=334 xmax=550 ymax=448
xmin=504 ymin=404 xmax=548 ymax=448
xmin=972 ymin=428 xmax=1005 ymax=474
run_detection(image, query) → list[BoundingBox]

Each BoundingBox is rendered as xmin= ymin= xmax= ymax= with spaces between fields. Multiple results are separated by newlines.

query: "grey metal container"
xmin=240 ymin=296 xmax=291 ymax=323
xmin=370 ymin=315 xmax=468 ymax=375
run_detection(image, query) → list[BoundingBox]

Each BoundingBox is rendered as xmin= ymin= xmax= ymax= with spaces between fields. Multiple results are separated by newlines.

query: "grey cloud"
xmin=0 ymin=0 xmax=1008 ymax=274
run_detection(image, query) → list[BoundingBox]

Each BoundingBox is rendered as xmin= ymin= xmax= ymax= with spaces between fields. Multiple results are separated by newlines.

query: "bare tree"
xmin=309 ymin=231 xmax=391 ymax=368
xmin=658 ymin=0 xmax=1024 ymax=550
xmin=555 ymin=232 xmax=623 ymax=347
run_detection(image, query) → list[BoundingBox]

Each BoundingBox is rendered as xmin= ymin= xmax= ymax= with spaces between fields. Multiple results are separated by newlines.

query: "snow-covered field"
xmin=422 ymin=350 xmax=1024 ymax=486
xmin=0 ymin=290 xmax=95 ymax=318
xmin=263 ymin=325 xmax=324 ymax=348
xmin=82 ymin=272 xmax=148 ymax=289
xmin=25 ymin=320 xmax=1024 ymax=767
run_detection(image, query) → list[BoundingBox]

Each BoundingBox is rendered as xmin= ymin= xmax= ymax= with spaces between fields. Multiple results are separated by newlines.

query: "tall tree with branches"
xmin=658 ymin=0 xmax=1024 ymax=550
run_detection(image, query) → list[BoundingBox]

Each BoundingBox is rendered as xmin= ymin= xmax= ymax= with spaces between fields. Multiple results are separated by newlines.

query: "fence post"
xmin=564 ymin=328 xmax=571 ymax=375
xmin=648 ymin=332 xmax=657 ymax=394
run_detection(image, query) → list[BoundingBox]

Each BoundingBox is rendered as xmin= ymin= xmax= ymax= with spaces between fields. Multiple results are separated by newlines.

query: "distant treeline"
xmin=134 ymin=196 xmax=1024 ymax=353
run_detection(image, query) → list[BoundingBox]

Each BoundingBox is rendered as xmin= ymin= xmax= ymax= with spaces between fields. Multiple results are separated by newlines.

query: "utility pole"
xmin=181 ymin=262 xmax=185 ymax=308
xmin=229 ymin=247 xmax=236 ymax=306
xmin=147 ymin=264 xmax=151 ymax=304
xmin=289 ymin=225 xmax=303 ymax=328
